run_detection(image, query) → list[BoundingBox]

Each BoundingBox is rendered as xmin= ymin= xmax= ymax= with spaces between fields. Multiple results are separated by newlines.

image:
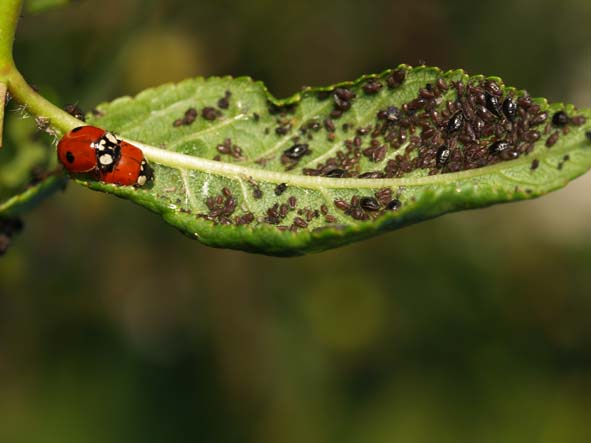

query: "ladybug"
xmin=57 ymin=126 xmax=153 ymax=187
xmin=100 ymin=141 xmax=153 ymax=186
xmin=57 ymin=126 xmax=105 ymax=173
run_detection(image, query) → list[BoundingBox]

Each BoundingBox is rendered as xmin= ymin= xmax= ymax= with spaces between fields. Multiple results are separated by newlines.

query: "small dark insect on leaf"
xmin=586 ymin=131 xmax=591 ymax=142
xmin=485 ymin=93 xmax=501 ymax=117
xmin=489 ymin=141 xmax=511 ymax=155
xmin=202 ymin=107 xmax=219 ymax=121
xmin=283 ymin=143 xmax=309 ymax=160
xmin=502 ymin=97 xmax=517 ymax=121
xmin=436 ymin=145 xmax=451 ymax=166
xmin=446 ymin=112 xmax=463 ymax=133
xmin=552 ymin=111 xmax=569 ymax=127
xmin=360 ymin=197 xmax=381 ymax=211
xmin=274 ymin=183 xmax=287 ymax=196
xmin=386 ymin=199 xmax=402 ymax=211
xmin=324 ymin=168 xmax=346 ymax=178
xmin=363 ymin=79 xmax=383 ymax=94
xmin=64 ymin=104 xmax=86 ymax=121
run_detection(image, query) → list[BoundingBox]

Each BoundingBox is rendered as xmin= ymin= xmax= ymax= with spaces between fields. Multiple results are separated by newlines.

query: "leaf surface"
xmin=82 ymin=66 xmax=591 ymax=256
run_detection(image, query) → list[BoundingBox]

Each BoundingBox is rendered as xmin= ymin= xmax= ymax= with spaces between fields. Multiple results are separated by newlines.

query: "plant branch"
xmin=0 ymin=0 xmax=21 ymax=70
xmin=0 ymin=0 xmax=82 ymax=140
xmin=7 ymin=68 xmax=82 ymax=133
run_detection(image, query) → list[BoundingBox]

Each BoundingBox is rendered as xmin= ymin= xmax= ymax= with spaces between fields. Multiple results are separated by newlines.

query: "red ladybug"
xmin=57 ymin=126 xmax=105 ymax=173
xmin=57 ymin=126 xmax=152 ymax=187
xmin=99 ymin=141 xmax=153 ymax=186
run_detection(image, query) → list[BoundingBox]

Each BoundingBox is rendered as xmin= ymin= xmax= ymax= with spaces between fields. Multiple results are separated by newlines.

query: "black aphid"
xmin=531 ymin=159 xmax=539 ymax=170
xmin=202 ymin=107 xmax=219 ymax=121
xmin=283 ymin=143 xmax=309 ymax=159
xmin=436 ymin=145 xmax=451 ymax=166
xmin=501 ymin=97 xmax=517 ymax=121
xmin=64 ymin=104 xmax=85 ymax=121
xmin=552 ymin=111 xmax=569 ymax=127
xmin=324 ymin=168 xmax=346 ymax=178
xmin=489 ymin=141 xmax=511 ymax=155
xmin=386 ymin=199 xmax=402 ymax=211
xmin=274 ymin=183 xmax=287 ymax=196
xmin=586 ymin=131 xmax=591 ymax=142
xmin=484 ymin=93 xmax=501 ymax=117
xmin=360 ymin=197 xmax=381 ymax=211
xmin=446 ymin=112 xmax=463 ymax=133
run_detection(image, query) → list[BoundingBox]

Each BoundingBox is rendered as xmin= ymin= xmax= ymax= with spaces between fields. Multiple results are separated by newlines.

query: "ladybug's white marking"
xmin=137 ymin=175 xmax=147 ymax=186
xmin=105 ymin=132 xmax=118 ymax=144
xmin=99 ymin=154 xmax=114 ymax=165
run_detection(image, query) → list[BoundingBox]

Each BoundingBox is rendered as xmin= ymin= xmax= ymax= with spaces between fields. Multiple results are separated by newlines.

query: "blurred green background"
xmin=1 ymin=0 xmax=591 ymax=441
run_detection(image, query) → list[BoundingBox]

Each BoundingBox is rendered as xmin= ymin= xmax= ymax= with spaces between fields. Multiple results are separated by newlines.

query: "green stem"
xmin=0 ymin=0 xmax=81 ymax=137
xmin=0 ymin=0 xmax=21 ymax=71
xmin=7 ymin=68 xmax=81 ymax=132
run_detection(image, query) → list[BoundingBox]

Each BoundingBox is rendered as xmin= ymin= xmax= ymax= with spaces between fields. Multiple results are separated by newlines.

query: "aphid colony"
xmin=57 ymin=126 xmax=153 ymax=187
xmin=265 ymin=68 xmax=587 ymax=179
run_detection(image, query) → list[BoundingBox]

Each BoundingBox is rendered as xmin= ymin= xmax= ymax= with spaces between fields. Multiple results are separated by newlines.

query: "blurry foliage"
xmin=1 ymin=0 xmax=591 ymax=442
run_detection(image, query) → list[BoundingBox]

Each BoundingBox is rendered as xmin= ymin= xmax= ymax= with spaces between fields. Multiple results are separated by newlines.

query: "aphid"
xmin=530 ymin=112 xmax=548 ymax=126
xmin=324 ymin=168 xmax=346 ymax=178
xmin=436 ymin=78 xmax=449 ymax=91
xmin=531 ymin=159 xmax=539 ymax=170
xmin=274 ymin=183 xmax=287 ymax=196
xmin=436 ymin=145 xmax=451 ymax=166
xmin=64 ymin=104 xmax=86 ymax=121
xmin=484 ymin=93 xmax=501 ymax=117
xmin=502 ymin=150 xmax=519 ymax=160
xmin=360 ymin=197 xmax=381 ymax=211
xmin=202 ymin=107 xmax=219 ymax=121
xmin=363 ymin=79 xmax=383 ymax=94
xmin=586 ymin=131 xmax=591 ymax=142
xmin=521 ymin=130 xmax=541 ymax=143
xmin=476 ymin=105 xmax=495 ymax=122
xmin=293 ymin=217 xmax=308 ymax=228
xmin=386 ymin=69 xmax=406 ymax=88
xmin=484 ymin=80 xmax=502 ymax=96
xmin=546 ymin=131 xmax=559 ymax=147
xmin=334 ymin=199 xmax=350 ymax=211
xmin=217 ymin=91 xmax=231 ymax=109
xmin=570 ymin=115 xmax=586 ymax=126
xmin=552 ymin=111 xmax=569 ymax=127
xmin=502 ymin=97 xmax=517 ymax=121
xmin=283 ymin=143 xmax=309 ymax=160
xmin=386 ymin=199 xmax=402 ymax=211
xmin=488 ymin=140 xmax=511 ymax=155
xmin=333 ymin=88 xmax=354 ymax=111
xmin=446 ymin=112 xmax=463 ymax=133
xmin=275 ymin=121 xmax=292 ymax=135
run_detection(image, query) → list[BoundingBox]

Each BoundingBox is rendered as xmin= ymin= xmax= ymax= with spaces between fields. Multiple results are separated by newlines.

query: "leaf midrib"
xmin=129 ymin=133 xmax=586 ymax=190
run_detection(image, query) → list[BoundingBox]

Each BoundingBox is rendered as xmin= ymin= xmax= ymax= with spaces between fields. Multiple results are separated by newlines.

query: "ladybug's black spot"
xmin=71 ymin=126 xmax=84 ymax=133
xmin=66 ymin=151 xmax=75 ymax=163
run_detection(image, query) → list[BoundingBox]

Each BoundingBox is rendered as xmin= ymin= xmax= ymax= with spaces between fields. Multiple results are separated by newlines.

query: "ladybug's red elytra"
xmin=100 ymin=141 xmax=152 ymax=186
xmin=57 ymin=126 xmax=153 ymax=187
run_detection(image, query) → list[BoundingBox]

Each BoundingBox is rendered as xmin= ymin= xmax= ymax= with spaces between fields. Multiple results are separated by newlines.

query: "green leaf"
xmin=24 ymin=0 xmax=70 ymax=14
xmin=84 ymin=65 xmax=591 ymax=256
